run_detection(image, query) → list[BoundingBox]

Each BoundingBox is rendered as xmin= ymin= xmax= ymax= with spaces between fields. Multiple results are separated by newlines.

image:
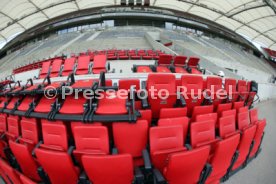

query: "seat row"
xmin=133 ymin=55 xmax=203 ymax=74
xmin=0 ymin=105 xmax=266 ymax=184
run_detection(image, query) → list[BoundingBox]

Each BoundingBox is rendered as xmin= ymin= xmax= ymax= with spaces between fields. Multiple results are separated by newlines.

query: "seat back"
xmin=82 ymin=154 xmax=134 ymax=184
xmin=7 ymin=115 xmax=20 ymax=140
xmin=39 ymin=61 xmax=51 ymax=78
xmin=0 ymin=113 xmax=7 ymax=133
xmin=190 ymin=120 xmax=215 ymax=148
xmin=206 ymin=76 xmax=222 ymax=92
xmin=147 ymin=74 xmax=176 ymax=118
xmin=20 ymin=174 xmax=37 ymax=184
xmin=195 ymin=113 xmax=218 ymax=127
xmin=158 ymin=54 xmax=173 ymax=65
xmin=163 ymin=146 xmax=210 ymax=184
xmin=219 ymin=115 xmax=236 ymax=139
xmin=150 ymin=126 xmax=184 ymax=171
xmin=221 ymin=109 xmax=236 ymax=119
xmin=225 ymin=78 xmax=237 ymax=93
xmin=35 ymin=148 xmax=80 ymax=184
xmin=40 ymin=120 xmax=68 ymax=152
xmin=233 ymin=101 xmax=244 ymax=111
xmin=73 ymin=125 xmax=109 ymax=163
xmin=232 ymin=125 xmax=256 ymax=170
xmin=250 ymin=119 xmax=266 ymax=157
xmin=92 ymin=54 xmax=107 ymax=74
xmin=159 ymin=108 xmax=187 ymax=119
xmin=191 ymin=105 xmax=213 ymax=122
xmin=0 ymin=159 xmax=22 ymax=184
xmin=19 ymin=117 xmax=40 ymax=147
xmin=173 ymin=56 xmax=187 ymax=66
xmin=9 ymin=141 xmax=40 ymax=181
xmin=76 ymin=55 xmax=90 ymax=75
xmin=249 ymin=108 xmax=259 ymax=124
xmin=237 ymin=80 xmax=248 ymax=93
xmin=187 ymin=57 xmax=200 ymax=67
xmin=217 ymin=103 xmax=232 ymax=117
xmin=207 ymin=134 xmax=240 ymax=184
xmin=50 ymin=59 xmax=63 ymax=77
xmin=119 ymin=79 xmax=140 ymax=91
xmin=181 ymin=75 xmax=204 ymax=116
xmin=158 ymin=117 xmax=189 ymax=143
xmin=238 ymin=112 xmax=250 ymax=131
xmin=62 ymin=57 xmax=76 ymax=76
xmin=113 ymin=120 xmax=148 ymax=158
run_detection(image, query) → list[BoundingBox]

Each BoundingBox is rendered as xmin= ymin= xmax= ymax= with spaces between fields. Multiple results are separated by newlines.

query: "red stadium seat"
xmin=35 ymin=148 xmax=80 ymax=184
xmin=72 ymin=125 xmax=109 ymax=164
xmin=75 ymin=55 xmax=91 ymax=75
xmin=136 ymin=66 xmax=153 ymax=73
xmin=158 ymin=117 xmax=189 ymax=143
xmin=0 ymin=159 xmax=22 ymax=184
xmin=20 ymin=174 xmax=37 ymax=184
xmin=249 ymin=108 xmax=260 ymax=124
xmin=161 ymin=146 xmax=210 ymax=184
xmin=249 ymin=119 xmax=266 ymax=158
xmin=190 ymin=105 xmax=213 ymax=123
xmin=187 ymin=57 xmax=201 ymax=74
xmin=237 ymin=112 xmax=250 ymax=131
xmin=237 ymin=80 xmax=249 ymax=102
xmin=150 ymin=126 xmax=186 ymax=171
xmin=232 ymin=125 xmax=256 ymax=170
xmin=206 ymin=76 xmax=225 ymax=108
xmin=159 ymin=107 xmax=187 ymax=119
xmin=39 ymin=120 xmax=68 ymax=152
xmin=62 ymin=57 xmax=76 ymax=76
xmin=113 ymin=120 xmax=148 ymax=166
xmin=206 ymin=134 xmax=240 ymax=184
xmin=217 ymin=103 xmax=232 ymax=117
xmin=119 ymin=79 xmax=140 ymax=91
xmin=225 ymin=78 xmax=239 ymax=102
xmin=173 ymin=56 xmax=188 ymax=73
xmin=39 ymin=61 xmax=51 ymax=79
xmin=156 ymin=54 xmax=172 ymax=73
xmin=82 ymin=154 xmax=134 ymax=184
xmin=9 ymin=141 xmax=41 ymax=181
xmin=6 ymin=115 xmax=20 ymax=141
xmin=221 ymin=109 xmax=236 ymax=119
xmin=181 ymin=75 xmax=204 ymax=116
xmin=92 ymin=54 xmax=107 ymax=74
xmin=50 ymin=59 xmax=63 ymax=77
xmin=147 ymin=74 xmax=177 ymax=118
xmin=218 ymin=115 xmax=238 ymax=139
xmin=195 ymin=113 xmax=218 ymax=127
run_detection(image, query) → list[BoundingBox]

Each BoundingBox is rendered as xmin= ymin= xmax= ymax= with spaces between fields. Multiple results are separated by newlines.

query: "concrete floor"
xmin=226 ymin=99 xmax=276 ymax=184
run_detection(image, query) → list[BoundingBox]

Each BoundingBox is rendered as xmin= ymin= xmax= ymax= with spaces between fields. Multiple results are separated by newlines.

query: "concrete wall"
xmin=258 ymin=83 xmax=276 ymax=101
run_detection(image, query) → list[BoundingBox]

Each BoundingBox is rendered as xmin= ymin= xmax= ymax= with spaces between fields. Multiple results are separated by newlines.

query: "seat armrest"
xmin=78 ymin=171 xmax=89 ymax=184
xmin=153 ymin=168 xmax=166 ymax=184
xmin=185 ymin=144 xmax=192 ymax=150
xmin=142 ymin=149 xmax=152 ymax=170
xmin=178 ymin=93 xmax=186 ymax=107
xmin=199 ymin=163 xmax=212 ymax=184
xmin=141 ymin=81 xmax=149 ymax=109
xmin=67 ymin=146 xmax=75 ymax=155
xmin=112 ymin=147 xmax=118 ymax=155
xmin=32 ymin=141 xmax=42 ymax=157
xmin=134 ymin=167 xmax=144 ymax=184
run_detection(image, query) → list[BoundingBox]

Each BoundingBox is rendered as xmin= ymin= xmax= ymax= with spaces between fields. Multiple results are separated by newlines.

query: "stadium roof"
xmin=0 ymin=0 xmax=276 ymax=49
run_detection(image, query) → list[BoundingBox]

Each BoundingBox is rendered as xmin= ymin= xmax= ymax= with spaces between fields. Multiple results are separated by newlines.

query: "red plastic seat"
xmin=72 ymin=125 xmax=109 ymax=164
xmin=39 ymin=61 xmax=51 ymax=79
xmin=137 ymin=109 xmax=152 ymax=126
xmin=190 ymin=120 xmax=218 ymax=149
xmin=237 ymin=80 xmax=249 ymax=102
xmin=158 ymin=117 xmax=189 ymax=143
xmin=225 ymin=78 xmax=239 ymax=102
xmin=233 ymin=101 xmax=244 ymax=112
xmin=92 ymin=54 xmax=107 ymax=74
xmin=0 ymin=113 xmax=7 ymax=134
xmin=20 ymin=174 xmax=37 ymax=184
xmin=249 ymin=119 xmax=266 ymax=158
xmin=232 ymin=125 xmax=256 ymax=170
xmin=249 ymin=108 xmax=260 ymax=125
xmin=237 ymin=112 xmax=250 ymax=131
xmin=6 ymin=115 xmax=20 ymax=141
xmin=206 ymin=134 xmax=240 ymax=184
xmin=50 ymin=59 xmax=63 ymax=77
xmin=195 ymin=113 xmax=218 ymax=127
xmin=217 ymin=103 xmax=232 ymax=117
xmin=76 ymin=55 xmax=91 ymax=75
xmin=147 ymin=74 xmax=177 ymax=118
xmin=119 ymin=79 xmax=140 ymax=91
xmin=218 ymin=115 xmax=238 ymax=139
xmin=113 ymin=120 xmax=148 ymax=166
xmin=173 ymin=56 xmax=187 ymax=67
xmin=159 ymin=107 xmax=187 ymax=119
xmin=206 ymin=76 xmax=225 ymax=108
xmin=17 ymin=96 xmax=34 ymax=111
xmin=136 ymin=66 xmax=153 ymax=73
xmin=35 ymin=148 xmax=80 ymax=184
xmin=187 ymin=57 xmax=201 ymax=74
xmin=190 ymin=105 xmax=213 ymax=123
xmin=0 ymin=159 xmax=22 ymax=184
xmin=39 ymin=120 xmax=68 ymax=152
xmin=9 ymin=141 xmax=41 ymax=181
xmin=156 ymin=54 xmax=173 ymax=73
xmin=181 ymin=75 xmax=204 ymax=116
xmin=221 ymin=109 xmax=236 ymax=119
xmin=82 ymin=154 xmax=134 ymax=184
xmin=150 ymin=126 xmax=186 ymax=171
xmin=162 ymin=146 xmax=210 ymax=184
xmin=62 ymin=57 xmax=76 ymax=76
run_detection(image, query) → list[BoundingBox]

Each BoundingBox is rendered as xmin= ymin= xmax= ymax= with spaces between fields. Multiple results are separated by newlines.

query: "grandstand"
xmin=0 ymin=1 xmax=275 ymax=184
